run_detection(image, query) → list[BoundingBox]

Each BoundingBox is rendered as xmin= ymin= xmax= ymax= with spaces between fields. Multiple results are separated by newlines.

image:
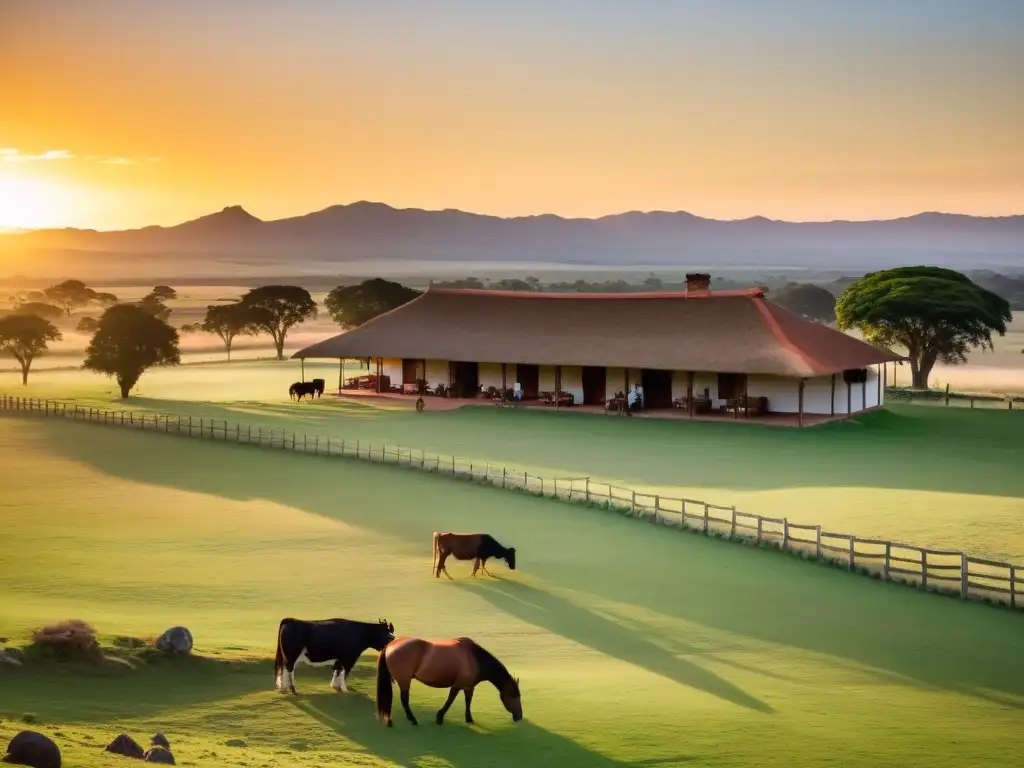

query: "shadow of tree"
xmin=18 ymin=417 xmax=1024 ymax=711
xmin=451 ymin=579 xmax=771 ymax=713
xmin=293 ymin=690 xmax=694 ymax=767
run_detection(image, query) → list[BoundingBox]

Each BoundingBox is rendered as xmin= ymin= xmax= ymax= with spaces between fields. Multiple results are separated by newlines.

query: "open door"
xmin=582 ymin=366 xmax=607 ymax=405
xmin=517 ymin=364 xmax=540 ymax=400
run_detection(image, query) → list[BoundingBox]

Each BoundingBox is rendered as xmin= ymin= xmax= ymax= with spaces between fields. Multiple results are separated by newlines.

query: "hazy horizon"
xmin=2 ymin=0 xmax=1022 ymax=231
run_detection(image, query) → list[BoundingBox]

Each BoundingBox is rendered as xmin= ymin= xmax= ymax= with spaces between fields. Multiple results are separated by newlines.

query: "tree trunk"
xmin=119 ymin=382 xmax=131 ymax=398
xmin=21 ymin=362 xmax=29 ymax=385
xmin=226 ymin=340 xmax=232 ymax=362
xmin=275 ymin=334 xmax=285 ymax=361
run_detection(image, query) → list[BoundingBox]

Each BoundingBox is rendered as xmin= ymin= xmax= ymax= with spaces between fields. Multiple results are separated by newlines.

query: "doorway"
xmin=517 ymin=364 xmax=540 ymax=400
xmin=641 ymin=369 xmax=673 ymax=409
xmin=448 ymin=361 xmax=479 ymax=398
xmin=717 ymin=372 xmax=746 ymax=401
xmin=402 ymin=358 xmax=425 ymax=385
xmin=582 ymin=366 xmax=607 ymax=406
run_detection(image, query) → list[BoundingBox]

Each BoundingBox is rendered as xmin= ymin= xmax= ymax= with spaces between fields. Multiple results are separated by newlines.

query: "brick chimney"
xmin=685 ymin=273 xmax=711 ymax=293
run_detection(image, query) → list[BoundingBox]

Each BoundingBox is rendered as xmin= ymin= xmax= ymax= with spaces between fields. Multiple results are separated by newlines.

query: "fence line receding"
xmin=1 ymin=395 xmax=1019 ymax=612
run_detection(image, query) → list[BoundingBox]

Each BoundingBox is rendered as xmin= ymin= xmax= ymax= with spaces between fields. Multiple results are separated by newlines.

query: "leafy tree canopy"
xmin=324 ymin=278 xmax=420 ymax=329
xmin=76 ymin=316 xmax=100 ymax=334
xmin=0 ymin=313 xmax=62 ymax=385
xmin=187 ymin=302 xmax=255 ymax=361
xmin=44 ymin=279 xmax=98 ymax=316
xmin=835 ymin=266 xmax=1011 ymax=389
xmin=149 ymin=285 xmax=177 ymax=301
xmin=93 ymin=292 xmax=120 ymax=307
xmin=239 ymin=285 xmax=317 ymax=360
xmin=12 ymin=301 xmax=65 ymax=323
xmin=772 ymin=282 xmax=837 ymax=323
xmin=83 ymin=304 xmax=180 ymax=398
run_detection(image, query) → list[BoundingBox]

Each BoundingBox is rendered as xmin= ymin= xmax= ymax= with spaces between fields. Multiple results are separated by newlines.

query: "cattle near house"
xmin=432 ymin=532 xmax=517 ymax=579
xmin=311 ymin=378 xmax=325 ymax=397
xmin=274 ymin=616 xmax=395 ymax=695
xmin=288 ymin=381 xmax=318 ymax=401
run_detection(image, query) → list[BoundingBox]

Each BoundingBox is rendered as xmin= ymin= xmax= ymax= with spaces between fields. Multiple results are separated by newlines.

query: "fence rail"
xmin=2 ymin=394 xmax=1020 ymax=612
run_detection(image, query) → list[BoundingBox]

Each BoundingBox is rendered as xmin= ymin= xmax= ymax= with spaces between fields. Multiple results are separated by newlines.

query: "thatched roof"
xmin=294 ymin=288 xmax=902 ymax=377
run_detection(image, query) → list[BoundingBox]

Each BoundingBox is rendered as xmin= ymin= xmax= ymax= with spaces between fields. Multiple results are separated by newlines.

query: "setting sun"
xmin=0 ymin=173 xmax=71 ymax=230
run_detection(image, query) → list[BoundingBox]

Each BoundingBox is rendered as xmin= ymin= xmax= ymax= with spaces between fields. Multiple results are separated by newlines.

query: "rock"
xmin=104 ymin=734 xmax=144 ymax=760
xmin=154 ymin=627 xmax=192 ymax=655
xmin=224 ymin=739 xmax=246 ymax=748
xmin=0 ymin=651 xmax=22 ymax=668
xmin=2 ymin=730 xmax=61 ymax=768
xmin=143 ymin=747 xmax=175 ymax=764
xmin=150 ymin=733 xmax=170 ymax=749
xmin=3 ymin=648 xmax=24 ymax=662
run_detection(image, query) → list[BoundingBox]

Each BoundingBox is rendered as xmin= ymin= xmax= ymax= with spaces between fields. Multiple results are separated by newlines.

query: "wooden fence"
xmin=2 ymin=394 xmax=1020 ymax=612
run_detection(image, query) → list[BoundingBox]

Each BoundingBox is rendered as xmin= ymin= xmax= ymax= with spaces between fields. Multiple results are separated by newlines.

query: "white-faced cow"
xmin=432 ymin=532 xmax=517 ymax=580
xmin=274 ymin=616 xmax=395 ymax=695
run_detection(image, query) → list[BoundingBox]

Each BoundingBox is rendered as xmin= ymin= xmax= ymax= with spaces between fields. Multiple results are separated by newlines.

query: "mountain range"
xmin=2 ymin=202 xmax=1022 ymax=272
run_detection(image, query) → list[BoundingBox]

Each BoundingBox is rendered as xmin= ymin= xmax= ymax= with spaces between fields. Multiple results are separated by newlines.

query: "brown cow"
xmin=431 ymin=532 xmax=517 ymax=579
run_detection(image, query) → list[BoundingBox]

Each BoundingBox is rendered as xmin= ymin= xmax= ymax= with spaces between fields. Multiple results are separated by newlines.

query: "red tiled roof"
xmin=294 ymin=288 xmax=902 ymax=377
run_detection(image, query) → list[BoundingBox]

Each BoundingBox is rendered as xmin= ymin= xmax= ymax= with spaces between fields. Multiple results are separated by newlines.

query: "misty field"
xmin=1 ymin=416 xmax=1023 ymax=768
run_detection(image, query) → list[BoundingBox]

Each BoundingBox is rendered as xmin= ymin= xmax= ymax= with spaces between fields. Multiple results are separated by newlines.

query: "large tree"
xmin=324 ymin=278 xmax=420 ymax=329
xmin=239 ymin=285 xmax=317 ymax=360
xmin=0 ymin=313 xmax=62 ymax=385
xmin=181 ymin=302 xmax=254 ymax=361
xmin=772 ymin=282 xmax=837 ymax=324
xmin=137 ymin=293 xmax=172 ymax=322
xmin=44 ymin=280 xmax=98 ymax=316
xmin=149 ymin=285 xmax=177 ymax=301
xmin=836 ymin=266 xmax=1012 ymax=389
xmin=83 ymin=304 xmax=180 ymax=398
xmin=12 ymin=301 xmax=65 ymax=323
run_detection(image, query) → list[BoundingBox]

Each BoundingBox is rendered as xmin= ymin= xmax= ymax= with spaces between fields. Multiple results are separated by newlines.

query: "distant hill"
xmin=2 ymin=202 xmax=1022 ymax=272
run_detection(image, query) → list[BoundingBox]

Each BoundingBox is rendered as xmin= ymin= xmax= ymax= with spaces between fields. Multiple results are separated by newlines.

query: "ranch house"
xmin=293 ymin=274 xmax=904 ymax=426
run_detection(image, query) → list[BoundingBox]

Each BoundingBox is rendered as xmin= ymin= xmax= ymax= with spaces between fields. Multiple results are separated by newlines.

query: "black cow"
xmin=274 ymin=617 xmax=394 ymax=695
xmin=311 ymin=378 xmax=325 ymax=398
xmin=289 ymin=381 xmax=317 ymax=401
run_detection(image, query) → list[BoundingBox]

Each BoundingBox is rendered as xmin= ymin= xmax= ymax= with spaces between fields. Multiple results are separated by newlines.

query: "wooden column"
xmin=883 ymin=362 xmax=887 ymax=388
xmin=876 ymin=364 xmax=882 ymax=406
xmin=555 ymin=365 xmax=562 ymax=410
xmin=862 ymin=373 xmax=868 ymax=412
xmin=447 ymin=361 xmax=453 ymax=397
xmin=501 ymin=363 xmax=507 ymax=402
xmin=846 ymin=379 xmax=852 ymax=416
xmin=301 ymin=358 xmax=305 ymax=382
xmin=338 ymin=358 xmax=344 ymax=392
xmin=376 ymin=357 xmax=382 ymax=394
xmin=798 ymin=378 xmax=806 ymax=428
xmin=687 ymin=371 xmax=694 ymax=419
xmin=830 ymin=373 xmax=836 ymax=416
xmin=743 ymin=374 xmax=749 ymax=420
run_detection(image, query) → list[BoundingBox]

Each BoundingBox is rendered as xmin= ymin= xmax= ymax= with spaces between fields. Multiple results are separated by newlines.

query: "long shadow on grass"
xmin=70 ymin=394 xmax=1024 ymax=503
xmin=293 ymin=690 xmax=693 ymax=767
xmin=452 ymin=579 xmax=771 ymax=713
xmin=26 ymin=418 xmax=1024 ymax=711
xmin=0 ymin=658 xmax=271 ymax=724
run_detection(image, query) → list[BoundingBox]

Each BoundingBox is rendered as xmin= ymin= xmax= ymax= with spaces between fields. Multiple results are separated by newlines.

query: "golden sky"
xmin=1 ymin=0 xmax=1022 ymax=230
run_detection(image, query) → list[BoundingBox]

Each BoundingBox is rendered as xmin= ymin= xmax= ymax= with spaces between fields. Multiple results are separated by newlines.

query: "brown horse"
xmin=375 ymin=636 xmax=522 ymax=727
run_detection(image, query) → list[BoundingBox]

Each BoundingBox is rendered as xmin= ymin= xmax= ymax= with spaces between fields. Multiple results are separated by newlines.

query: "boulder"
xmin=154 ymin=627 xmax=192 ymax=655
xmin=0 ymin=650 xmax=22 ymax=668
xmin=3 ymin=648 xmax=24 ymax=662
xmin=142 ymin=747 xmax=175 ymax=764
xmin=150 ymin=734 xmax=170 ymax=749
xmin=104 ymin=734 xmax=144 ymax=760
xmin=2 ymin=730 xmax=61 ymax=768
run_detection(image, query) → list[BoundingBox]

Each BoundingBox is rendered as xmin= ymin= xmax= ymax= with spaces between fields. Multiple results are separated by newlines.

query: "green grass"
xmin=5 ymin=359 xmax=1024 ymax=563
xmin=2 ymin=416 xmax=1024 ymax=767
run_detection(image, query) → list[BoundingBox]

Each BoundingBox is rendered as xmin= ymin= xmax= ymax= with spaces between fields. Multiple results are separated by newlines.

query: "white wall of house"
xmin=478 ymin=362 xmax=509 ymax=392
xmin=381 ymin=358 xmax=403 ymax=388
xmin=539 ymin=365 xmax=584 ymax=403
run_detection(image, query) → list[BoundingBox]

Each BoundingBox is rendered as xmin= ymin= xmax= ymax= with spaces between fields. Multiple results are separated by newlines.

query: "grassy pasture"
xmin=6 ymin=358 xmax=1024 ymax=563
xmin=1 ymin=416 xmax=1023 ymax=767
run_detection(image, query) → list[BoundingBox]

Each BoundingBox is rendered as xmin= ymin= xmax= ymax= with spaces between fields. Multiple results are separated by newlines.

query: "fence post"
xmin=452 ymin=456 xmax=456 ymax=474
xmin=585 ymin=477 xmax=590 ymax=502
xmin=921 ymin=551 xmax=928 ymax=589
xmin=730 ymin=507 xmax=737 ymax=537
xmin=702 ymin=503 xmax=709 ymax=533
xmin=1011 ymin=566 xmax=1017 ymax=609
xmin=188 ymin=416 xmax=193 ymax=436
xmin=630 ymin=490 xmax=636 ymax=514
xmin=654 ymin=495 xmax=660 ymax=523
xmin=883 ymin=542 xmax=891 ymax=579
xmin=554 ymin=478 xmax=558 ymax=498
xmin=502 ymin=467 xmax=507 ymax=488
xmin=815 ymin=526 xmax=822 ymax=559
xmin=960 ymin=553 xmax=969 ymax=598
xmin=848 ymin=538 xmax=856 ymax=572
xmin=756 ymin=516 xmax=763 ymax=544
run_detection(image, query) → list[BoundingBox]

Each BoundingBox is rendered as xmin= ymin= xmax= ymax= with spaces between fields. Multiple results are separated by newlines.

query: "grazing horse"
xmin=432 ymin=532 xmax=516 ymax=579
xmin=376 ymin=636 xmax=522 ymax=727
xmin=274 ymin=617 xmax=394 ymax=695
xmin=289 ymin=381 xmax=317 ymax=401
xmin=311 ymin=378 xmax=325 ymax=398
